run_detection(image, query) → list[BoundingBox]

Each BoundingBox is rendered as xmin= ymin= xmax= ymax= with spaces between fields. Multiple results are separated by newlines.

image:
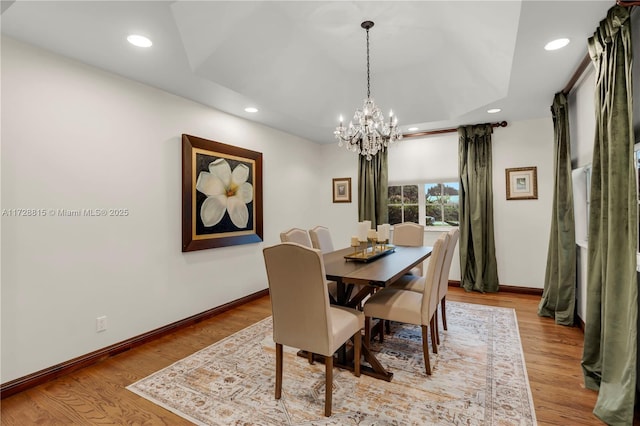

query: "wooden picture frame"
xmin=182 ymin=134 xmax=263 ymax=252
xmin=506 ymin=166 xmax=538 ymax=200
xmin=332 ymin=177 xmax=352 ymax=203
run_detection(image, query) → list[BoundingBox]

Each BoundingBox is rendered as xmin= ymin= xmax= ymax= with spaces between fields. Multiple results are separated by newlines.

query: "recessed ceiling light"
xmin=127 ymin=34 xmax=152 ymax=48
xmin=244 ymin=107 xmax=258 ymax=113
xmin=487 ymin=108 xmax=501 ymax=114
xmin=544 ymin=38 xmax=570 ymax=51
xmin=408 ymin=127 xmax=419 ymax=132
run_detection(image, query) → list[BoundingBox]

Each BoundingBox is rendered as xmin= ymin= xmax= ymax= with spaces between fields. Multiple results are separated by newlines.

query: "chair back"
xmin=438 ymin=228 xmax=460 ymax=301
xmin=420 ymin=233 xmax=448 ymax=323
xmin=392 ymin=222 xmax=425 ymax=275
xmin=392 ymin=222 xmax=424 ymax=247
xmin=309 ymin=226 xmax=334 ymax=253
xmin=263 ymin=243 xmax=334 ymax=356
xmin=279 ymin=228 xmax=312 ymax=247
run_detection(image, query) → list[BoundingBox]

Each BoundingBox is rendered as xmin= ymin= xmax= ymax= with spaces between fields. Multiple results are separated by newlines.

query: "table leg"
xmin=296 ymin=335 xmax=393 ymax=382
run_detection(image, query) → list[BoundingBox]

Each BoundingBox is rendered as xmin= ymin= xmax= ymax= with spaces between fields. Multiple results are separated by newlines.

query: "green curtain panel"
xmin=358 ymin=149 xmax=389 ymax=228
xmin=538 ymin=92 xmax=576 ymax=326
xmin=458 ymin=124 xmax=499 ymax=293
xmin=581 ymin=5 xmax=638 ymax=425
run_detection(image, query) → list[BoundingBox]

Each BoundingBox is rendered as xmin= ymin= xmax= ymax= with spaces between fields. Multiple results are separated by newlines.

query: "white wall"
xmin=388 ymin=134 xmax=459 ymax=183
xmin=2 ymin=35 xmax=557 ymax=384
xmin=570 ymin=68 xmax=597 ymax=170
xmin=568 ymin=66 xmax=597 ymax=322
xmin=0 ymin=37 xmax=352 ymax=382
xmin=387 ymin=119 xmax=554 ymax=289
xmin=493 ymin=119 xmax=554 ymax=288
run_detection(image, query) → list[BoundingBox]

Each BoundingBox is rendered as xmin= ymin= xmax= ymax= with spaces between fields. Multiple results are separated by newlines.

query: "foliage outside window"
xmin=425 ymin=183 xmax=460 ymax=226
xmin=387 ymin=182 xmax=459 ymax=227
xmin=388 ymin=185 xmax=419 ymax=225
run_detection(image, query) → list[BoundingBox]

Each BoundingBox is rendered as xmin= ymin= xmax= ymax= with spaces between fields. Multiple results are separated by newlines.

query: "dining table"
xmin=319 ymin=244 xmax=433 ymax=381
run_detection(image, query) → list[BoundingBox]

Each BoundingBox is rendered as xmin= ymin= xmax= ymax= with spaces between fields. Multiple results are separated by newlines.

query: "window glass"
xmin=387 ymin=185 xmax=419 ymax=225
xmin=388 ymin=183 xmax=459 ymax=226
xmin=425 ymin=182 xmax=459 ymax=226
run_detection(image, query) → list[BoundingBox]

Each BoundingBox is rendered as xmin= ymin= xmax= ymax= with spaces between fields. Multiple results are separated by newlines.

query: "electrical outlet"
xmin=96 ymin=316 xmax=107 ymax=332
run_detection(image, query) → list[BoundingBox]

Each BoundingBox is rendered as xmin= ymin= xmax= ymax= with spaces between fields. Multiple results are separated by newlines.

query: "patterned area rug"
xmin=127 ymin=301 xmax=536 ymax=425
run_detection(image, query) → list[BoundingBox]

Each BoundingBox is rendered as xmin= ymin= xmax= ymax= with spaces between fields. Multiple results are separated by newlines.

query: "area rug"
xmin=127 ymin=301 xmax=536 ymax=425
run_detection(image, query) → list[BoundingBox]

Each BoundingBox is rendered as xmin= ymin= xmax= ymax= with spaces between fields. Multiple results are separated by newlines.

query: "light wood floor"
xmin=1 ymin=288 xmax=608 ymax=425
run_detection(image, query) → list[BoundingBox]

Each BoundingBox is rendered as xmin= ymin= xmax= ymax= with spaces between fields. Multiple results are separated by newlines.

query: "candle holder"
xmin=367 ymin=237 xmax=377 ymax=253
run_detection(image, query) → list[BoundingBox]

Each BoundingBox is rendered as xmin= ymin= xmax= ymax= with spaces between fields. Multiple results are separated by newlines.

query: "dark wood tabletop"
xmin=323 ymin=245 xmax=433 ymax=306
xmin=319 ymin=244 xmax=433 ymax=381
xmin=324 ymin=245 xmax=433 ymax=287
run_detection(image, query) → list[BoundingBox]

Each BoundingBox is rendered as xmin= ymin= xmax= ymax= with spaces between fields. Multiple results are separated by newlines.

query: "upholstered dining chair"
xmin=437 ymin=228 xmax=460 ymax=332
xmin=363 ymin=233 xmax=448 ymax=375
xmin=391 ymin=222 xmax=426 ymax=276
xmin=309 ymin=226 xmax=335 ymax=253
xmin=389 ymin=228 xmax=459 ymax=345
xmin=279 ymin=228 xmax=313 ymax=247
xmin=308 ymin=225 xmax=372 ymax=307
xmin=389 ymin=228 xmax=460 ymax=344
xmin=307 ymin=226 xmax=341 ymax=302
xmin=263 ymin=242 xmax=363 ymax=417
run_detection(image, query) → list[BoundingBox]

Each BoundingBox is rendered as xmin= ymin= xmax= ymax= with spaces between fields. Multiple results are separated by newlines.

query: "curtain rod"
xmin=402 ymin=121 xmax=508 ymax=139
xmin=562 ymin=54 xmax=591 ymax=95
xmin=562 ymin=1 xmax=637 ymax=95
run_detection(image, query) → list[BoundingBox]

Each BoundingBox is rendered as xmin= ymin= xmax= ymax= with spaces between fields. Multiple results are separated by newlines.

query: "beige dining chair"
xmin=309 ymin=226 xmax=334 ymax=253
xmin=391 ymin=222 xmax=426 ymax=276
xmin=389 ymin=228 xmax=460 ymax=345
xmin=363 ymin=233 xmax=448 ymax=375
xmin=280 ymin=228 xmax=313 ymax=247
xmin=437 ymin=228 xmax=460 ymax=332
xmin=389 ymin=228 xmax=459 ymax=345
xmin=307 ymin=226 xmax=340 ymax=302
xmin=263 ymin=242 xmax=363 ymax=417
xmin=309 ymin=225 xmax=372 ymax=307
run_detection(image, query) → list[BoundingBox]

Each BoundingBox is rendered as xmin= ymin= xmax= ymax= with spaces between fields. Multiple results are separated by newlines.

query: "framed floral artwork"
xmin=332 ymin=177 xmax=352 ymax=203
xmin=505 ymin=166 xmax=538 ymax=200
xmin=182 ymin=134 xmax=263 ymax=251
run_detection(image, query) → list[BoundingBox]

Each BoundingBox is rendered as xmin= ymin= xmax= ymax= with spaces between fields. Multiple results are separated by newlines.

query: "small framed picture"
xmin=332 ymin=177 xmax=352 ymax=203
xmin=506 ymin=167 xmax=538 ymax=200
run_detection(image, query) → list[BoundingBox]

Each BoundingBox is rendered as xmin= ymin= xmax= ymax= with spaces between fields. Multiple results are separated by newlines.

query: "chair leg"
xmin=364 ymin=317 xmax=371 ymax=348
xmin=430 ymin=317 xmax=438 ymax=354
xmin=434 ymin=311 xmax=440 ymax=346
xmin=275 ymin=343 xmax=283 ymax=399
xmin=378 ymin=320 xmax=384 ymax=343
xmin=324 ymin=355 xmax=333 ymax=417
xmin=421 ymin=325 xmax=432 ymax=375
xmin=441 ymin=297 xmax=448 ymax=330
xmin=353 ymin=331 xmax=361 ymax=377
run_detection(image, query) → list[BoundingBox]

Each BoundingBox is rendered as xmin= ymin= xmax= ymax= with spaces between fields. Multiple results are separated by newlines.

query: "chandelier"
xmin=334 ymin=21 xmax=402 ymax=161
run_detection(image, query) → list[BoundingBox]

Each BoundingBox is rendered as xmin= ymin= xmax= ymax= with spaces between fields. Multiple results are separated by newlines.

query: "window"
xmin=425 ymin=182 xmax=460 ymax=226
xmin=388 ymin=182 xmax=459 ymax=226
xmin=388 ymin=185 xmax=418 ymax=224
